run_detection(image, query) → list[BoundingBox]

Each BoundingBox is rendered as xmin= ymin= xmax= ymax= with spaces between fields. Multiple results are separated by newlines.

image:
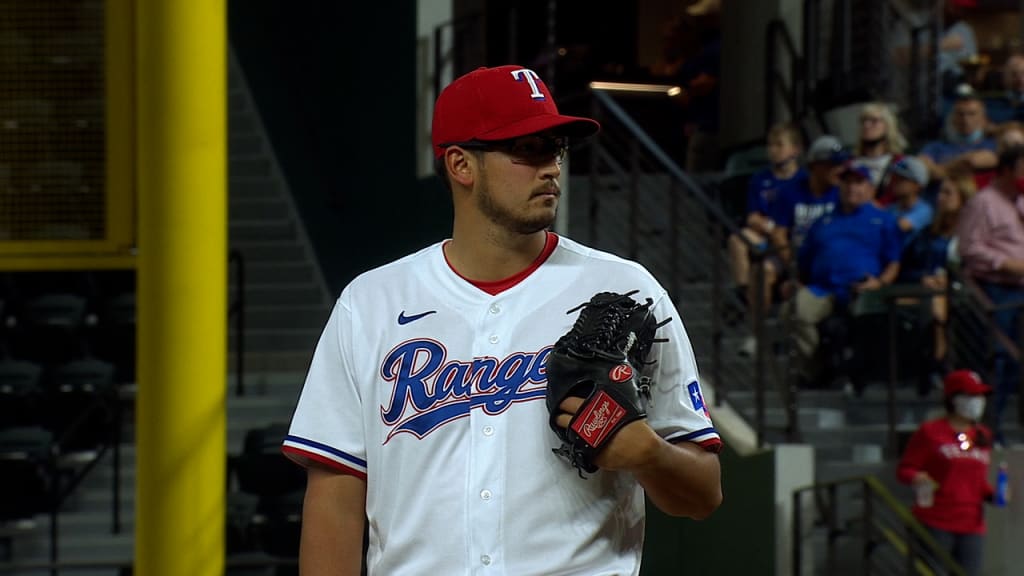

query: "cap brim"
xmin=476 ymin=114 xmax=600 ymax=142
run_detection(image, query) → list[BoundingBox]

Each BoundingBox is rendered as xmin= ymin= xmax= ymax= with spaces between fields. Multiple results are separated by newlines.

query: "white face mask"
xmin=953 ymin=395 xmax=986 ymax=421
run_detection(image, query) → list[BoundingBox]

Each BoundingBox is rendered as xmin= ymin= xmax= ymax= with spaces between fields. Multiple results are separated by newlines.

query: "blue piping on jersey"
xmin=285 ymin=434 xmax=368 ymax=468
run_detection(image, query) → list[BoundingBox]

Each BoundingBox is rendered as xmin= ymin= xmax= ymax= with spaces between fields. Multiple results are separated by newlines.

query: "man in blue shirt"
xmin=918 ymin=93 xmax=996 ymax=183
xmin=771 ymin=135 xmax=844 ymax=273
xmin=782 ymin=161 xmax=902 ymax=390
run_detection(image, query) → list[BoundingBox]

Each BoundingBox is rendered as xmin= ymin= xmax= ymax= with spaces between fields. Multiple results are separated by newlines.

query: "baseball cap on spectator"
xmin=943 ymin=370 xmax=992 ymax=397
xmin=431 ymin=65 xmax=600 ymax=158
xmin=889 ymin=155 xmax=929 ymax=186
xmin=839 ymin=160 xmax=872 ymax=181
xmin=806 ymin=135 xmax=850 ymax=164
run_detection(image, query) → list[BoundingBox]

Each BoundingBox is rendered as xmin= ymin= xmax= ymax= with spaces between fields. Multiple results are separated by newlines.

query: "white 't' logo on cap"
xmin=510 ymin=69 xmax=545 ymax=100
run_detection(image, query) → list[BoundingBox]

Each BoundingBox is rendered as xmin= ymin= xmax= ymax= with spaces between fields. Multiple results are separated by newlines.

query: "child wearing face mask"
xmin=896 ymin=370 xmax=1000 ymax=576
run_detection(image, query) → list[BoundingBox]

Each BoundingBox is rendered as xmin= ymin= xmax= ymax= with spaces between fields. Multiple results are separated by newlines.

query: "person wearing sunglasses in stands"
xmin=896 ymin=370 xmax=1001 ymax=576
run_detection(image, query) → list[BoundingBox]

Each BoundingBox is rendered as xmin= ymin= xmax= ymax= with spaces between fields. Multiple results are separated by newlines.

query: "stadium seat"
xmin=43 ymin=357 xmax=115 ymax=454
xmin=234 ymin=423 xmax=306 ymax=506
xmin=0 ymin=426 xmax=54 ymax=524
xmin=0 ymin=358 xmax=44 ymax=431
xmin=10 ymin=292 xmax=90 ymax=365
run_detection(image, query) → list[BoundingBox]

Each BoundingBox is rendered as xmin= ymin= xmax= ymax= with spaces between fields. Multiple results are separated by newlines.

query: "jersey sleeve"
xmin=282 ymin=291 xmax=369 ymax=479
xmin=643 ymin=289 xmax=722 ymax=453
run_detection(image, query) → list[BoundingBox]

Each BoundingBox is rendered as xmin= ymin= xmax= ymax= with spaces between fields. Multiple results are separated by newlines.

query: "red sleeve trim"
xmin=281 ymin=446 xmax=368 ymax=481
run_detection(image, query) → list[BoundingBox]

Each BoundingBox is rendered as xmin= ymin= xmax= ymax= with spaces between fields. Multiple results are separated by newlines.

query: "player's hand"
xmin=555 ymin=396 xmax=660 ymax=472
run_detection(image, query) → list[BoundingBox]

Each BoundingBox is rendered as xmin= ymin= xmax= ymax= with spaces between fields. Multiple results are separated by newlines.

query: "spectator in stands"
xmin=918 ymin=92 xmax=996 ymax=182
xmin=969 ymin=121 xmax=1024 ymax=190
xmin=897 ymin=370 xmax=996 ymax=576
xmin=782 ymin=161 xmax=901 ymax=389
xmin=956 ymin=144 xmax=1024 ymax=445
xmin=898 ymin=168 xmax=976 ymax=392
xmin=855 ymin=102 xmax=908 ymax=189
xmin=771 ymin=135 xmax=845 ymax=276
xmin=726 ymin=122 xmax=805 ymax=356
xmin=885 ymin=155 xmax=934 ymax=249
xmin=981 ymin=52 xmax=1024 ymax=124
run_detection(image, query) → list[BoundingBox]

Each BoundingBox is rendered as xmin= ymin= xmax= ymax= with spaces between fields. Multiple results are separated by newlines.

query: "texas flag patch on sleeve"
xmin=687 ymin=381 xmax=711 ymax=420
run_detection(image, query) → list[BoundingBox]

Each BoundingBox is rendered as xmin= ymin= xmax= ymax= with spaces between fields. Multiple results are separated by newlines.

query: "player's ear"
xmin=446 ymin=147 xmax=476 ymax=187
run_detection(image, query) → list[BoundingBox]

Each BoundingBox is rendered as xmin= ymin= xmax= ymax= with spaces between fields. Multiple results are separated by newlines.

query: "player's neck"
xmin=445 ymin=225 xmax=550 ymax=282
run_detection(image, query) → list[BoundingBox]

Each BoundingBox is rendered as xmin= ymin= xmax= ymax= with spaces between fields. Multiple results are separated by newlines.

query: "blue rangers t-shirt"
xmin=772 ymin=179 xmax=839 ymax=250
xmin=746 ymin=167 xmax=807 ymax=218
xmin=798 ymin=202 xmax=902 ymax=304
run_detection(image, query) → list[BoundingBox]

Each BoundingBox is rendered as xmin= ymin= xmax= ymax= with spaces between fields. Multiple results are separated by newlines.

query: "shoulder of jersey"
xmin=340 ymin=241 xmax=443 ymax=301
xmin=554 ymin=236 xmax=660 ymax=284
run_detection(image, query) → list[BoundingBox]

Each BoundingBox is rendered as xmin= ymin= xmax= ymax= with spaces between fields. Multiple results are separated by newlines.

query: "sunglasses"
xmin=443 ymin=135 xmax=569 ymax=166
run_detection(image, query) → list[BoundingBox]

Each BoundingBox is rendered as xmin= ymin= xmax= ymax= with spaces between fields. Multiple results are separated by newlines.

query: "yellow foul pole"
xmin=135 ymin=1 xmax=227 ymax=575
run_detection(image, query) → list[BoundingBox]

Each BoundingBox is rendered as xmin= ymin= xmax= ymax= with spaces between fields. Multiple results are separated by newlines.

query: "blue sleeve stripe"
xmin=673 ymin=427 xmax=719 ymax=442
xmin=284 ymin=434 xmax=367 ymax=468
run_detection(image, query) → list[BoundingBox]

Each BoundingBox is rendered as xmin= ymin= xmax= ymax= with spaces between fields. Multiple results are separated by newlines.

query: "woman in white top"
xmin=855 ymin=102 xmax=909 ymax=190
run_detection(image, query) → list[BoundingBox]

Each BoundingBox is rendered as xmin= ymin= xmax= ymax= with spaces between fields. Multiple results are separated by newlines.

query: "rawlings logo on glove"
xmin=545 ymin=290 xmax=670 ymax=476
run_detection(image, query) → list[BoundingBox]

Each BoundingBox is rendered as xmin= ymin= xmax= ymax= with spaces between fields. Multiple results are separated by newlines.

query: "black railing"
xmin=792 ymin=476 xmax=967 ymax=576
xmin=586 ymin=88 xmax=796 ymax=443
xmin=229 ymin=249 xmax=245 ymax=397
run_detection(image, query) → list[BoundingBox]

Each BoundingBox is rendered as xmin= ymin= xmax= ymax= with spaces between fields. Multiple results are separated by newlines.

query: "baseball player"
xmin=283 ymin=64 xmax=723 ymax=576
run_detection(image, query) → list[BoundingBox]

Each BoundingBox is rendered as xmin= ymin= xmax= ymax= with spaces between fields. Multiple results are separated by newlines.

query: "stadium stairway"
xmin=226 ymin=48 xmax=334 ymax=377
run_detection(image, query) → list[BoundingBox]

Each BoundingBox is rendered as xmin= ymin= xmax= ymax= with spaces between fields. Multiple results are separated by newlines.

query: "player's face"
xmin=474 ymin=134 xmax=566 ymax=234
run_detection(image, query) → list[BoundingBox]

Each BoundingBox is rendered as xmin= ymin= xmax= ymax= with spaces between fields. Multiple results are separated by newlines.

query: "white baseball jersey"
xmin=283 ymin=233 xmax=721 ymax=576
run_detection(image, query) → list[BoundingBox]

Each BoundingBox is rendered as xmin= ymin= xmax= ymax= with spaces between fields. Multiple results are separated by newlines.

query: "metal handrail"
xmin=229 ymin=249 xmax=245 ymax=397
xmin=765 ymin=18 xmax=806 ymax=134
xmin=588 ymin=88 xmax=795 ymax=443
xmin=792 ymin=475 xmax=967 ymax=576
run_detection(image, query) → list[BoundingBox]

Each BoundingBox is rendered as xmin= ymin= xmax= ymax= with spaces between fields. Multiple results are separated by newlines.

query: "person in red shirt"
xmin=897 ymin=370 xmax=996 ymax=576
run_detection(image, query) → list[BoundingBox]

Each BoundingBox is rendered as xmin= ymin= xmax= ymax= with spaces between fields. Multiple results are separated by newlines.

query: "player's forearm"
xmin=300 ymin=468 xmax=367 ymax=576
xmin=633 ymin=439 xmax=722 ymax=519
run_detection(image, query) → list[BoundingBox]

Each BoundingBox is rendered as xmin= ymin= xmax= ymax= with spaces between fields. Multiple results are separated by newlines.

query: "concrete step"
xmin=229 ymin=242 xmax=310 ymax=265
xmin=238 ymin=263 xmax=316 ymax=285
xmin=229 ymin=179 xmax=281 ymax=199
xmin=227 ymin=350 xmax=313 ymax=375
xmin=229 ymin=328 xmax=321 ymax=353
xmin=230 ymin=157 xmax=273 ymax=178
xmin=229 ymin=133 xmax=263 ymax=156
xmin=239 ymin=284 xmax=324 ymax=307
xmin=240 ymin=304 xmax=329 ymax=331
xmin=229 ymin=219 xmax=296 ymax=242
xmin=229 ymin=198 xmax=290 ymax=221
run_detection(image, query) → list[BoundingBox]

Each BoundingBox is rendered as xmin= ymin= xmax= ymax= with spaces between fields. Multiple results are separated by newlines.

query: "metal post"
xmin=753 ymin=257 xmax=766 ymax=446
xmin=887 ymin=297 xmax=899 ymax=458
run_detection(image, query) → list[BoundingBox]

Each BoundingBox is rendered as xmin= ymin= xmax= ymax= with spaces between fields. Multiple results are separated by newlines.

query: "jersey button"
xmin=488 ymin=335 xmax=499 ymax=344
xmin=481 ymin=555 xmax=492 ymax=566
xmin=489 ymin=304 xmax=501 ymax=314
xmin=482 ymin=425 xmax=494 ymax=436
xmin=480 ymin=489 xmax=492 ymax=501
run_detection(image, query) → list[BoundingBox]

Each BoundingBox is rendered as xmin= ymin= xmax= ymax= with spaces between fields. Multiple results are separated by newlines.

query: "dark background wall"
xmin=228 ymin=1 xmax=451 ymax=298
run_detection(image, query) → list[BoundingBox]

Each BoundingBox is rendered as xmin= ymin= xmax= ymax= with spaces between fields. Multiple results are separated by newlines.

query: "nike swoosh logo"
xmin=397 ymin=310 xmax=437 ymax=325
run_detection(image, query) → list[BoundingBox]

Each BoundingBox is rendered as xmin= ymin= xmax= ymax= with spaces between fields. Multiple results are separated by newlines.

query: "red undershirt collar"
xmin=445 ymin=231 xmax=559 ymax=295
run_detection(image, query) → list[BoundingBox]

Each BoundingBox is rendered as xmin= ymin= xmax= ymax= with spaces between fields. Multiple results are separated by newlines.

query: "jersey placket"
xmin=466 ymin=298 xmax=508 ymax=575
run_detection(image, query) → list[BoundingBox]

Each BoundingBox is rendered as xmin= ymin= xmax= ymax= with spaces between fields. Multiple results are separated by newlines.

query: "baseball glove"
xmin=545 ymin=290 xmax=670 ymax=476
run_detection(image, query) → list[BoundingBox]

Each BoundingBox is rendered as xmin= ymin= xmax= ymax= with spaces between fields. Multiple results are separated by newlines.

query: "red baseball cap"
xmin=943 ymin=370 xmax=992 ymax=397
xmin=431 ymin=65 xmax=600 ymax=158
